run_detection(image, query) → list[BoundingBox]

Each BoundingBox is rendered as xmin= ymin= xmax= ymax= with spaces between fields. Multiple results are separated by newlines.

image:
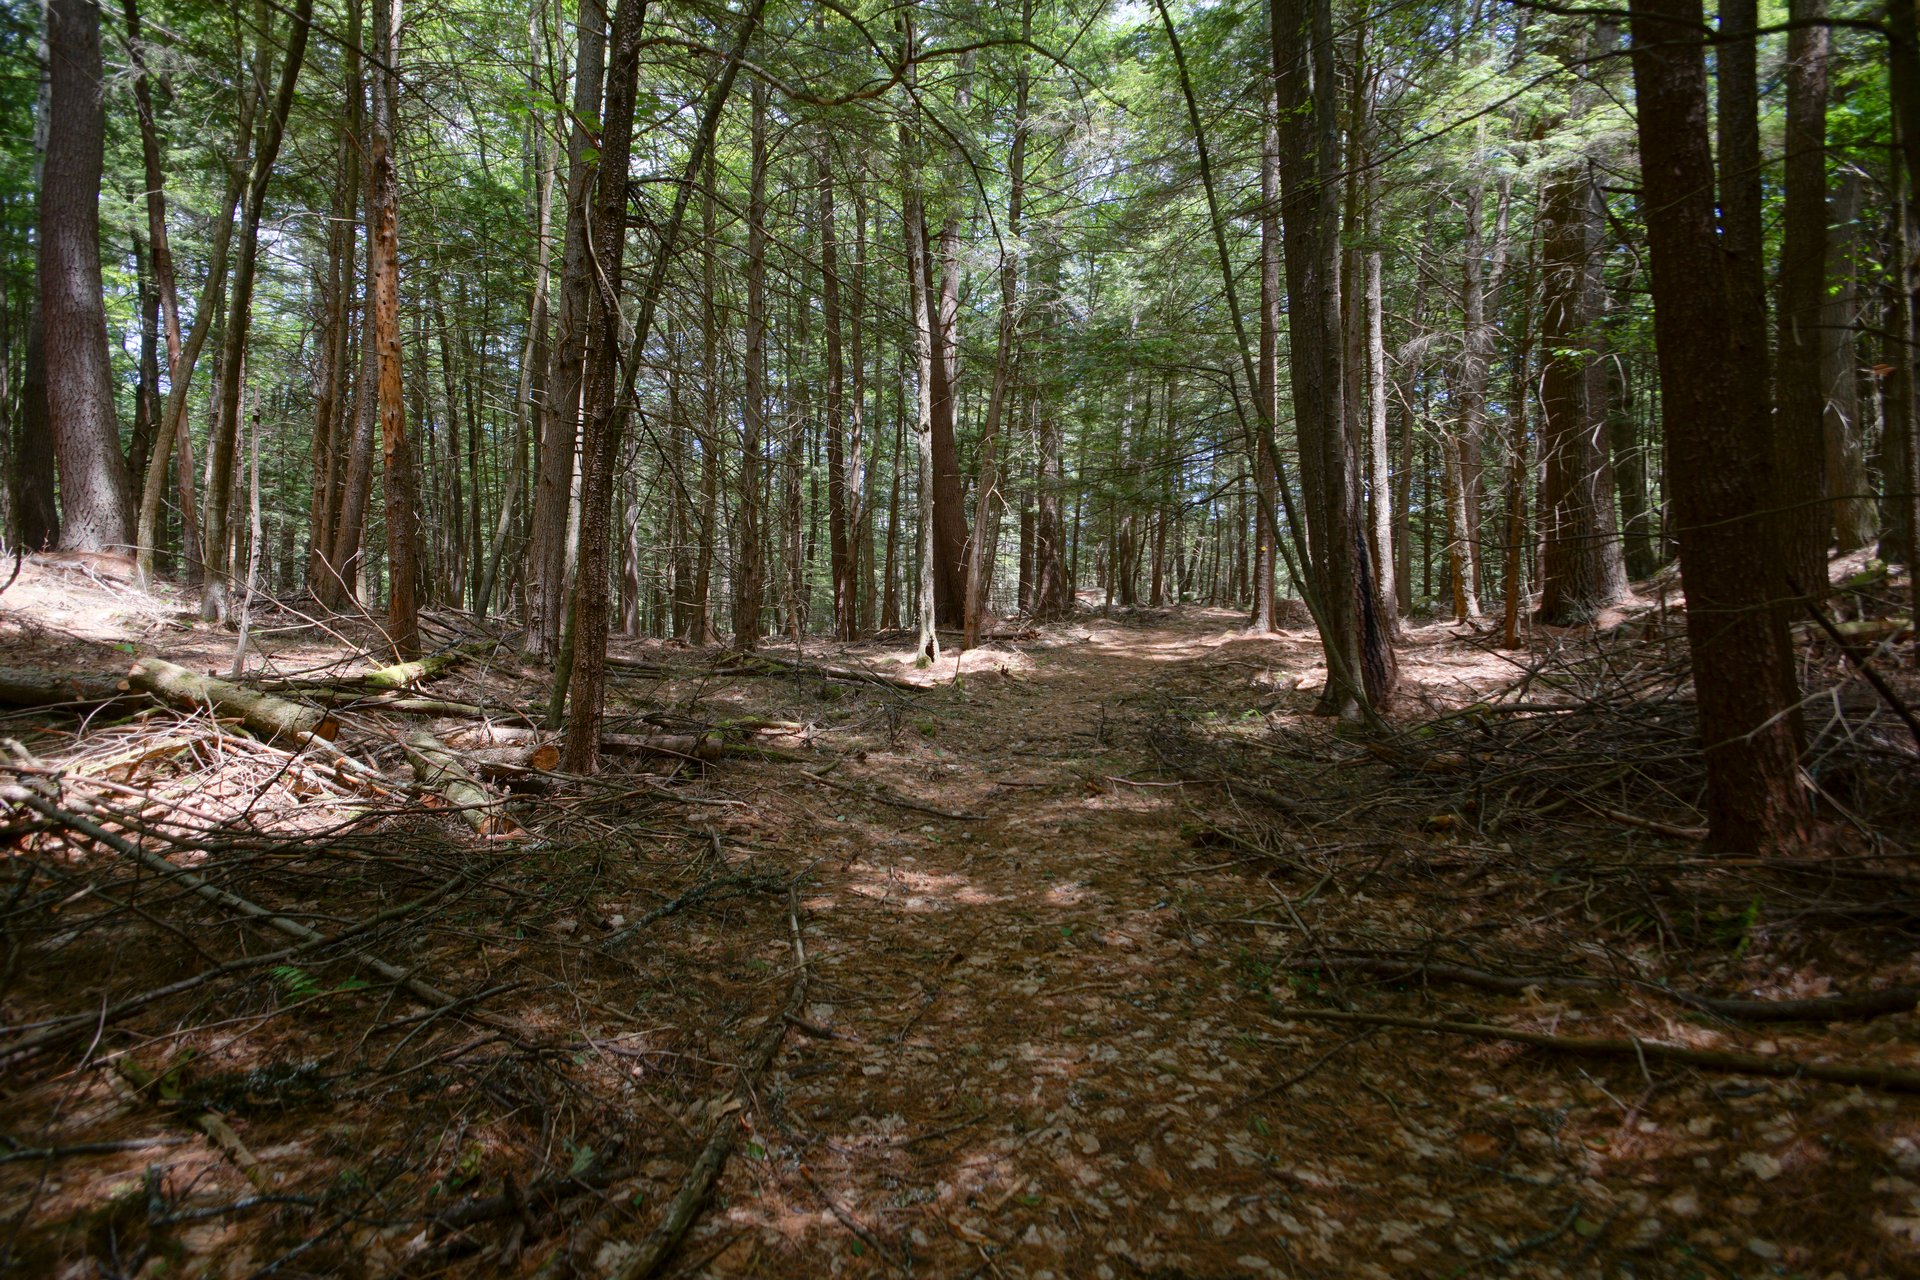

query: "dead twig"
xmin=1280 ymin=1007 xmax=1920 ymax=1093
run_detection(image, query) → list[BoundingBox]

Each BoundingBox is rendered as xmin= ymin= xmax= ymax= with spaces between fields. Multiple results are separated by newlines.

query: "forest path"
xmin=675 ymin=611 xmax=1476 ymax=1279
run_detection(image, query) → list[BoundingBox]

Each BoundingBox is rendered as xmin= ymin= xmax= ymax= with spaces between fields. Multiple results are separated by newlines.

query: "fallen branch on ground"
xmin=0 ymin=786 xmax=486 ymax=1062
xmin=602 ymin=891 xmax=809 ymax=1280
xmin=1283 ymin=956 xmax=1919 ymax=1023
xmin=802 ymin=768 xmax=986 ymax=820
xmin=1277 ymin=1007 xmax=1920 ymax=1093
xmin=720 ymin=649 xmax=921 ymax=689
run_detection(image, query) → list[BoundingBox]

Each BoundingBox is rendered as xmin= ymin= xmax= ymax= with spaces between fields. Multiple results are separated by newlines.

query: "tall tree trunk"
xmin=369 ymin=0 xmax=419 ymax=656
xmin=850 ymin=177 xmax=872 ymax=633
xmin=200 ymin=0 xmax=313 ymax=618
xmin=734 ymin=77 xmax=770 ymax=649
xmin=1822 ymin=171 xmax=1874 ymax=551
xmin=1628 ymin=0 xmax=1808 ymax=851
xmin=527 ymin=0 xmax=607 ymax=659
xmin=14 ymin=20 xmax=57 ymax=551
xmin=820 ymin=136 xmax=854 ymax=640
xmin=561 ymin=0 xmax=757 ymax=770
xmin=690 ymin=146 xmax=721 ymax=643
xmin=1610 ymin=358 xmax=1658 ymax=577
xmin=329 ymin=279 xmax=379 ymax=604
xmin=481 ymin=23 xmax=552 ymax=619
xmin=1536 ymin=164 xmax=1629 ymax=623
xmin=1270 ymin=0 xmax=1393 ymax=713
xmin=1250 ymin=117 xmax=1280 ymax=633
xmin=1881 ymin=164 xmax=1920 ymax=568
xmin=42 ymin=0 xmax=132 ymax=552
xmin=134 ymin=3 xmax=261 ymax=582
xmin=902 ymin=15 xmax=940 ymax=663
xmin=963 ymin=0 xmax=1030 ymax=650
xmin=1447 ymin=166 xmax=1495 ymax=621
xmin=127 ymin=238 xmax=159 ymax=489
xmin=307 ymin=20 xmax=361 ymax=598
xmin=1774 ymin=0 xmax=1831 ymax=595
xmin=926 ymin=59 xmax=973 ymax=632
xmin=881 ymin=345 xmax=904 ymax=631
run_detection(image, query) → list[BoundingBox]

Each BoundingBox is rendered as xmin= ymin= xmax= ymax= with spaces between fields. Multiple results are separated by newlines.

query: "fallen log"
xmin=0 ymin=666 xmax=134 ymax=710
xmin=448 ymin=723 xmax=723 ymax=765
xmin=126 ymin=657 xmax=337 ymax=744
xmin=721 ymin=649 xmax=920 ymax=690
xmin=361 ymin=641 xmax=492 ymax=690
xmin=402 ymin=731 xmax=518 ymax=836
xmin=465 ymin=743 xmax=560 ymax=779
xmin=600 ymin=732 xmax=723 ymax=763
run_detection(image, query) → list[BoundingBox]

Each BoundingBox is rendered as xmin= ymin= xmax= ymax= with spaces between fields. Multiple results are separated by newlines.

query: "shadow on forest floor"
xmin=3 ymin=553 xmax=1919 ymax=1278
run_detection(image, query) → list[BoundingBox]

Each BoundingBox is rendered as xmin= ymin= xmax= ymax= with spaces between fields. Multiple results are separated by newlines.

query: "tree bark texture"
xmin=1774 ymin=0 xmax=1832 ymax=595
xmin=1628 ymin=0 xmax=1809 ymax=852
xmin=42 ymin=0 xmax=133 ymax=553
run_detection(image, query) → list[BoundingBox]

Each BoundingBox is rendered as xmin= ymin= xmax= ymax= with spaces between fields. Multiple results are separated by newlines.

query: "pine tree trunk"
xmin=13 ymin=27 xmax=57 ymax=551
xmin=734 ymin=78 xmax=770 ymax=650
xmin=1537 ymin=160 xmax=1628 ymax=624
xmin=200 ymin=0 xmax=313 ymax=618
xmin=1250 ymin=117 xmax=1280 ymax=633
xmin=690 ymin=147 xmax=722 ymax=644
xmin=42 ymin=0 xmax=133 ymax=553
xmin=1823 ymin=171 xmax=1874 ymax=552
xmin=963 ymin=2 xmax=1029 ymax=649
xmin=903 ymin=16 xmax=940 ymax=663
xmin=369 ymin=0 xmax=419 ymax=657
xmin=1774 ymin=0 xmax=1832 ymax=594
xmin=1629 ymin=0 xmax=1808 ymax=852
xmin=1273 ymin=0 xmax=1394 ymax=714
xmin=527 ymin=0 xmax=606 ymax=659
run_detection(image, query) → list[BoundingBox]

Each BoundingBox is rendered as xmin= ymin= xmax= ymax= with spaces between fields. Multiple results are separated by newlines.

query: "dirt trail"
xmin=6 ymin=579 xmax=1911 ymax=1278
xmin=673 ymin=614 xmax=1582 ymax=1279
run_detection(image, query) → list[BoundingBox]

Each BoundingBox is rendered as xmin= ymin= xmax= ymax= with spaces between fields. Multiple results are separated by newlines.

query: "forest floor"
xmin=4 ymin=555 xmax=1920 ymax=1279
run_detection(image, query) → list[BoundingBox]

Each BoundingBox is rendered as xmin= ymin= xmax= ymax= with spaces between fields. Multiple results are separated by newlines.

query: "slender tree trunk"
xmin=902 ymin=16 xmax=940 ymax=663
xmin=481 ymin=31 xmax=552 ymax=618
xmin=690 ymin=146 xmax=721 ymax=643
xmin=850 ymin=178 xmax=872 ymax=633
xmin=135 ymin=5 xmax=261 ymax=582
xmin=963 ymin=0 xmax=1030 ymax=649
xmin=1822 ymin=171 xmax=1874 ymax=551
xmin=1611 ymin=358 xmax=1658 ymax=577
xmin=42 ymin=0 xmax=132 ymax=552
xmin=330 ymin=279 xmax=379 ymax=604
xmin=306 ymin=141 xmax=355 ymax=596
xmin=128 ymin=238 xmax=160 ymax=487
xmin=881 ymin=356 xmax=904 ymax=631
xmin=820 ymin=134 xmax=855 ymax=640
xmin=368 ymin=0 xmax=419 ymax=656
xmin=561 ymin=0 xmax=757 ymax=770
xmin=1774 ymin=0 xmax=1831 ymax=594
xmin=734 ymin=78 xmax=770 ymax=650
xmin=1628 ymin=0 xmax=1808 ymax=852
xmin=1269 ymin=0 xmax=1393 ymax=713
xmin=1250 ymin=117 xmax=1280 ymax=633
xmin=200 ymin=0 xmax=313 ymax=618
xmin=527 ymin=0 xmax=606 ymax=659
